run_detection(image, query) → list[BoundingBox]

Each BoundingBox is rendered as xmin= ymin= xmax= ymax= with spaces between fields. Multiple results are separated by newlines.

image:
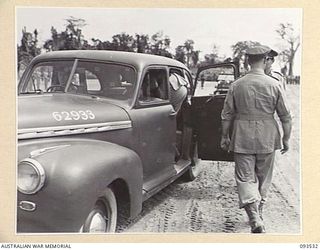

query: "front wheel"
xmin=82 ymin=188 xmax=117 ymax=233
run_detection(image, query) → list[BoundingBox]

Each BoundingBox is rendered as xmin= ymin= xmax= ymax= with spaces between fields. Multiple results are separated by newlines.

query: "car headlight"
xmin=18 ymin=158 xmax=46 ymax=194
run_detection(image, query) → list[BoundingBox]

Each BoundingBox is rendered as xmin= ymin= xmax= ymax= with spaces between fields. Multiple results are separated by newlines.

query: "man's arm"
xmin=220 ymin=84 xmax=235 ymax=151
xmin=280 ymin=120 xmax=292 ymax=154
xmin=220 ymin=120 xmax=232 ymax=151
xmin=275 ymin=84 xmax=292 ymax=154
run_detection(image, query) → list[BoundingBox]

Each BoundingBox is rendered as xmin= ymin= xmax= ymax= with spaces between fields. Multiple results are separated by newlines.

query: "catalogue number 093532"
xmin=300 ymin=244 xmax=319 ymax=249
xmin=52 ymin=110 xmax=96 ymax=121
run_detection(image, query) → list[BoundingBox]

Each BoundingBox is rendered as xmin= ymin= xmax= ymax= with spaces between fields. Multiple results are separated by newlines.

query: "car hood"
xmin=18 ymin=94 xmax=131 ymax=139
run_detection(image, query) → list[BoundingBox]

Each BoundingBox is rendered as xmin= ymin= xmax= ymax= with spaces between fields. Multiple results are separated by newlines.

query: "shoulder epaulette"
xmin=272 ymin=71 xmax=283 ymax=77
xmin=267 ymin=74 xmax=280 ymax=81
xmin=269 ymin=71 xmax=284 ymax=81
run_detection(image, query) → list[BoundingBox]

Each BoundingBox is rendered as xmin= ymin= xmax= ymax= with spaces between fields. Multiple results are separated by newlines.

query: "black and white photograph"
xmin=15 ymin=7 xmax=301 ymax=235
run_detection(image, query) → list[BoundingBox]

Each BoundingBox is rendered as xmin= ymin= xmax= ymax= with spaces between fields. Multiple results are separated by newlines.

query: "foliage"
xmin=135 ymin=34 xmax=150 ymax=53
xmin=231 ymin=41 xmax=261 ymax=59
xmin=191 ymin=50 xmax=200 ymax=67
xmin=276 ymin=23 xmax=300 ymax=76
xmin=17 ymin=28 xmax=41 ymax=72
xmin=92 ymin=31 xmax=173 ymax=57
xmin=149 ymin=31 xmax=172 ymax=58
xmin=175 ymin=45 xmax=186 ymax=64
xmin=41 ymin=17 xmax=173 ymax=58
xmin=231 ymin=41 xmax=261 ymax=71
xmin=17 ymin=17 xmax=199 ymax=70
xmin=17 ymin=17 xmax=300 ymax=79
xmin=91 ymin=38 xmax=112 ymax=50
xmin=111 ymin=33 xmax=135 ymax=52
xmin=44 ymin=17 xmax=88 ymax=51
xmin=174 ymin=39 xmax=200 ymax=68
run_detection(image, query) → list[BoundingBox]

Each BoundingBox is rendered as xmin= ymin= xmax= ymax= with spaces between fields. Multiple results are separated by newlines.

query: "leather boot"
xmin=244 ymin=202 xmax=266 ymax=233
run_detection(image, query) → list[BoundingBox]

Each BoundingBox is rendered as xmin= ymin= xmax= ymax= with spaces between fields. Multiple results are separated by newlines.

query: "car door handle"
xmin=169 ymin=111 xmax=178 ymax=117
xmin=205 ymin=96 xmax=214 ymax=103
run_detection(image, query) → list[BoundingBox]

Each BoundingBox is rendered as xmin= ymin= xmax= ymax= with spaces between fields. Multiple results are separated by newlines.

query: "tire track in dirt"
xmin=215 ymin=161 xmax=244 ymax=233
xmin=187 ymin=200 xmax=203 ymax=232
xmin=120 ymin=156 xmax=299 ymax=234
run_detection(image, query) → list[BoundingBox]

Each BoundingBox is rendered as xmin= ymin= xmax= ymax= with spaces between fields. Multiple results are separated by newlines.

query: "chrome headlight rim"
xmin=18 ymin=158 xmax=46 ymax=194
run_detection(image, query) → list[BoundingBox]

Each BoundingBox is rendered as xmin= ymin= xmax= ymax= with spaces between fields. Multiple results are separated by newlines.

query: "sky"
xmin=16 ymin=7 xmax=302 ymax=73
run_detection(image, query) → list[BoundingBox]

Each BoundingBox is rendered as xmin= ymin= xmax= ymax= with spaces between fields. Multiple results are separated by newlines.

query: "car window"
xmin=77 ymin=61 xmax=136 ymax=100
xmin=85 ymin=71 xmax=101 ymax=91
xmin=20 ymin=60 xmax=137 ymax=103
xmin=139 ymin=68 xmax=168 ymax=103
xmin=21 ymin=61 xmax=74 ymax=93
xmin=194 ymin=66 xmax=235 ymax=97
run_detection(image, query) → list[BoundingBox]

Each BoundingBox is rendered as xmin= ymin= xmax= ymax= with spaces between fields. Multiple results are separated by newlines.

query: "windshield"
xmin=19 ymin=60 xmax=137 ymax=102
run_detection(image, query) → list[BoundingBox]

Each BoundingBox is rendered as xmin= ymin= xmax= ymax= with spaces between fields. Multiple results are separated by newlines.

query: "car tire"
xmin=182 ymin=140 xmax=201 ymax=181
xmin=82 ymin=188 xmax=117 ymax=233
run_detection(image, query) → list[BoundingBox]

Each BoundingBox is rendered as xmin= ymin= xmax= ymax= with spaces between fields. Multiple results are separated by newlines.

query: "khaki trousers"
xmin=234 ymin=152 xmax=275 ymax=208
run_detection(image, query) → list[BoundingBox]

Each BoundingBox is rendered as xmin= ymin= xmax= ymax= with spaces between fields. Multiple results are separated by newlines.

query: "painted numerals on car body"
xmin=52 ymin=110 xmax=96 ymax=121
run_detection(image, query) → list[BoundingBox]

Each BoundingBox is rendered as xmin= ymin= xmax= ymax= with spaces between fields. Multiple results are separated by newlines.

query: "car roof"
xmin=33 ymin=50 xmax=189 ymax=71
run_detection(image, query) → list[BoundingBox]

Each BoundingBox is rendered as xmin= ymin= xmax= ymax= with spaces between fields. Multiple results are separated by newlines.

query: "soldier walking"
xmin=220 ymin=45 xmax=292 ymax=233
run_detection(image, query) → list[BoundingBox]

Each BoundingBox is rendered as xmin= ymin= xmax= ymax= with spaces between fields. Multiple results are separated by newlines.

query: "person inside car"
xmin=169 ymin=73 xmax=188 ymax=112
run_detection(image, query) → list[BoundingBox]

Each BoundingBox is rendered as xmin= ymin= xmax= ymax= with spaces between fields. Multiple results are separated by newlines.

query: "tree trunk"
xmin=289 ymin=53 xmax=295 ymax=77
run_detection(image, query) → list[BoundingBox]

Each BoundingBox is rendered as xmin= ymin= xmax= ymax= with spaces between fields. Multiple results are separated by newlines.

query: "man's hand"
xmin=220 ymin=135 xmax=230 ymax=151
xmin=280 ymin=139 xmax=289 ymax=154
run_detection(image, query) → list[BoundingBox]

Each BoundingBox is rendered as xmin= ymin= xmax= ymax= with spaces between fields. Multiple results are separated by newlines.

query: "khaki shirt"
xmin=221 ymin=68 xmax=291 ymax=154
xmin=269 ymin=70 xmax=286 ymax=90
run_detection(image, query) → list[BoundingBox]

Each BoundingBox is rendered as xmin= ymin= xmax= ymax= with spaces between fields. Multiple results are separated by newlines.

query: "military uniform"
xmin=221 ymin=68 xmax=291 ymax=207
xmin=221 ymin=45 xmax=292 ymax=233
xmin=269 ymin=70 xmax=286 ymax=90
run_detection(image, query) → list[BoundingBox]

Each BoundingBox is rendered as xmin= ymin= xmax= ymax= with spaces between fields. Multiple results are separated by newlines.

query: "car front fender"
xmin=17 ymin=138 xmax=143 ymax=232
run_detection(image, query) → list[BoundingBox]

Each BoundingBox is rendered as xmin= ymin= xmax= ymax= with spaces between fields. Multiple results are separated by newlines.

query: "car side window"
xmin=86 ymin=70 xmax=101 ymax=91
xmin=139 ymin=68 xmax=168 ymax=103
xmin=76 ymin=61 xmax=136 ymax=100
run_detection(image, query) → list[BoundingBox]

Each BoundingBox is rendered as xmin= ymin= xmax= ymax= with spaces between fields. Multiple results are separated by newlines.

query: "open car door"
xmin=191 ymin=63 xmax=239 ymax=161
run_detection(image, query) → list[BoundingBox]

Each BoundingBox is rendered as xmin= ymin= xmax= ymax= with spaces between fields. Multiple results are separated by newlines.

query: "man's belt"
xmin=235 ymin=113 xmax=274 ymax=121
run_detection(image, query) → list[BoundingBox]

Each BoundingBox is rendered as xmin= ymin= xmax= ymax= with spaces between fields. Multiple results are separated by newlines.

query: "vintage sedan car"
xmin=17 ymin=50 xmax=237 ymax=233
xmin=214 ymin=74 xmax=235 ymax=95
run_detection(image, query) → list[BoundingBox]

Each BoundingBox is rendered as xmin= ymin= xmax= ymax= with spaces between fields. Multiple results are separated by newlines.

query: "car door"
xmin=130 ymin=66 xmax=177 ymax=194
xmin=191 ymin=63 xmax=239 ymax=161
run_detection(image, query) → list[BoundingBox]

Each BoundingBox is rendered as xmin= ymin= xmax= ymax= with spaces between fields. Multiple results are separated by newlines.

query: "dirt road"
xmin=118 ymin=84 xmax=300 ymax=234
